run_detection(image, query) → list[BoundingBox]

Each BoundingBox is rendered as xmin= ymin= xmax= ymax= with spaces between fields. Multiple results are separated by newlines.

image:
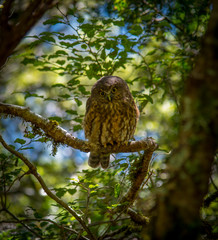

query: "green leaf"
xmin=74 ymin=98 xmax=82 ymax=106
xmin=100 ymin=49 xmax=106 ymax=59
xmin=55 ymin=50 xmax=68 ymax=55
xmin=145 ymin=95 xmax=153 ymax=104
xmin=78 ymin=85 xmax=89 ymax=95
xmin=24 ymin=92 xmax=44 ymax=99
xmin=114 ymin=183 xmax=121 ymax=198
xmin=58 ymin=34 xmax=78 ymax=40
xmin=38 ymin=66 xmax=51 ymax=71
xmin=52 ymin=83 xmax=66 ymax=88
xmin=73 ymin=124 xmax=82 ymax=132
xmin=67 ymin=189 xmax=77 ymax=195
xmin=56 ymin=60 xmax=65 ymax=65
xmin=14 ymin=138 xmax=26 ymax=145
xmin=40 ymin=35 xmax=56 ymax=43
xmin=113 ymin=20 xmax=125 ymax=27
xmin=55 ymin=188 xmax=66 ymax=198
xmin=89 ymin=184 xmax=99 ymax=189
xmin=77 ymin=17 xmax=85 ymax=23
xmin=129 ymin=25 xmax=143 ymax=35
xmin=20 ymin=147 xmax=34 ymax=150
xmin=73 ymin=117 xmax=83 ymax=123
xmin=108 ymin=49 xmax=118 ymax=59
xmin=60 ymin=41 xmax=80 ymax=48
xmin=35 ymin=137 xmax=48 ymax=143
xmin=68 ymin=78 xmax=80 ymax=86
xmin=66 ymin=110 xmax=78 ymax=115
xmin=21 ymin=57 xmax=36 ymax=65
xmin=146 ymin=49 xmax=157 ymax=56
xmin=43 ymin=18 xmax=64 ymax=25
xmin=120 ymin=163 xmax=128 ymax=169
xmin=59 ymin=94 xmax=71 ymax=99
xmin=48 ymin=116 xmax=62 ymax=123
xmin=40 ymin=222 xmax=48 ymax=227
xmin=81 ymin=44 xmax=87 ymax=49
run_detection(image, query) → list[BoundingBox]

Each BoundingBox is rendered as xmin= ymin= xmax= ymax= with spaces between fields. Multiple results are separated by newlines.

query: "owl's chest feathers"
xmin=85 ymin=100 xmax=137 ymax=146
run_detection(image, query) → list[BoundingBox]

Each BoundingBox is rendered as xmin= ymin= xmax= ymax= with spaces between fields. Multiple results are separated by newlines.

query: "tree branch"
xmin=114 ymin=150 xmax=153 ymax=225
xmin=0 ymin=0 xmax=59 ymax=68
xmin=0 ymin=102 xmax=158 ymax=154
xmin=121 ymin=150 xmax=153 ymax=205
xmin=0 ymin=134 xmax=96 ymax=240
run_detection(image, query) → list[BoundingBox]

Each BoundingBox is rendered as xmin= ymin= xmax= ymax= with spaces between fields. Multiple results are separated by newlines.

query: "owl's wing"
xmin=83 ymin=97 xmax=94 ymax=139
xmin=85 ymin=97 xmax=91 ymax=114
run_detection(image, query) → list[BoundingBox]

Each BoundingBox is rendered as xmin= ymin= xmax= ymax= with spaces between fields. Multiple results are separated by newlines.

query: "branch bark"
xmin=0 ymin=102 xmax=158 ymax=154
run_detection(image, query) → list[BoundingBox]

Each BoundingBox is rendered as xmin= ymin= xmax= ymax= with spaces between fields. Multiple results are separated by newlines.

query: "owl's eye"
xmin=100 ymin=91 xmax=105 ymax=96
xmin=111 ymin=87 xmax=117 ymax=93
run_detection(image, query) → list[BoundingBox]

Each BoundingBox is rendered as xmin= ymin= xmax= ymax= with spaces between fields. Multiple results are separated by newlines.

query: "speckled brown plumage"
xmin=83 ymin=76 xmax=139 ymax=169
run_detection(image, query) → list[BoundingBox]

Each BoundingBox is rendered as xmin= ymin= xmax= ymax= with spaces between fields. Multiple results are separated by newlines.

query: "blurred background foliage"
xmin=0 ymin=0 xmax=217 ymax=239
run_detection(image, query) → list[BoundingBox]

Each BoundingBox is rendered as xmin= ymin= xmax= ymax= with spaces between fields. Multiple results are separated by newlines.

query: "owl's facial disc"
xmin=99 ymin=86 xmax=120 ymax=102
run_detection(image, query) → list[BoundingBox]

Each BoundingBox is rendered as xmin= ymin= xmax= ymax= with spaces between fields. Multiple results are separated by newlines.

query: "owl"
xmin=83 ymin=76 xmax=139 ymax=169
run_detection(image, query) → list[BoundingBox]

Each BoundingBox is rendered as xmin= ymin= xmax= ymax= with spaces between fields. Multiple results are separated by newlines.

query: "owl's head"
xmin=91 ymin=76 xmax=131 ymax=103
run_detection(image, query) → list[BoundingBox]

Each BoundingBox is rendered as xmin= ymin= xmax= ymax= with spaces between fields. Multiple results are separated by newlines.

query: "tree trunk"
xmin=149 ymin=0 xmax=218 ymax=239
xmin=0 ymin=0 xmax=58 ymax=69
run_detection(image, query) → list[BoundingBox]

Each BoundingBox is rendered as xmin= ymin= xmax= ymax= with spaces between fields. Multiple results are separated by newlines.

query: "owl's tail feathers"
xmin=88 ymin=152 xmax=110 ymax=169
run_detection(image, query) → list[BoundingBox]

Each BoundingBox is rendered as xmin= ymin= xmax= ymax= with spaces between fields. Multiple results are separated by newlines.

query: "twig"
xmin=0 ymin=218 xmax=89 ymax=240
xmin=3 ymin=208 xmax=43 ymax=239
xmin=140 ymin=169 xmax=153 ymax=190
xmin=88 ymin=217 xmax=129 ymax=227
xmin=210 ymin=176 xmax=218 ymax=191
xmin=0 ymin=135 xmax=96 ymax=240
xmin=142 ymin=0 xmax=184 ymax=33
xmin=203 ymin=190 xmax=218 ymax=207
xmin=102 ymin=225 xmax=128 ymax=239
xmin=6 ymin=170 xmax=31 ymax=193
xmin=99 ymin=211 xmax=126 ymax=240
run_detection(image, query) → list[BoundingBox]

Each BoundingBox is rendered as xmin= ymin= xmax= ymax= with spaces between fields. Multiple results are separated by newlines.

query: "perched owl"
xmin=83 ymin=76 xmax=139 ymax=169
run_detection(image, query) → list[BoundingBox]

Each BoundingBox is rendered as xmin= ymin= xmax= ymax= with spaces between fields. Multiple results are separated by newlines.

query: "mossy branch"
xmin=115 ymin=150 xmax=153 ymax=225
xmin=0 ymin=102 xmax=158 ymax=154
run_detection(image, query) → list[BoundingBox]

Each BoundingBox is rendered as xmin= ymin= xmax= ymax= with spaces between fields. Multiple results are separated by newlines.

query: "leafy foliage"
xmin=0 ymin=1 xmax=217 ymax=240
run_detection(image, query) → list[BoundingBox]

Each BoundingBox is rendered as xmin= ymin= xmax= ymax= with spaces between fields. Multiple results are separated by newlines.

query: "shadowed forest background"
xmin=0 ymin=0 xmax=217 ymax=239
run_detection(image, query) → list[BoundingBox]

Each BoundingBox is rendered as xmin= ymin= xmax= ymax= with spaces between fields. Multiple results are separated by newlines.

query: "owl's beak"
xmin=106 ymin=94 xmax=112 ymax=101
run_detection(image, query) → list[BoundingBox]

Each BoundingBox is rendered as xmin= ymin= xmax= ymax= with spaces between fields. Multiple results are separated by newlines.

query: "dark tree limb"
xmin=0 ymin=0 xmax=59 ymax=69
xmin=0 ymin=102 xmax=158 ymax=154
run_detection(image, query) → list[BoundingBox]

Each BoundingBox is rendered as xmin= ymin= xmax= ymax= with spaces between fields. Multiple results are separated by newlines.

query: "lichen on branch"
xmin=0 ymin=102 xmax=158 ymax=154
